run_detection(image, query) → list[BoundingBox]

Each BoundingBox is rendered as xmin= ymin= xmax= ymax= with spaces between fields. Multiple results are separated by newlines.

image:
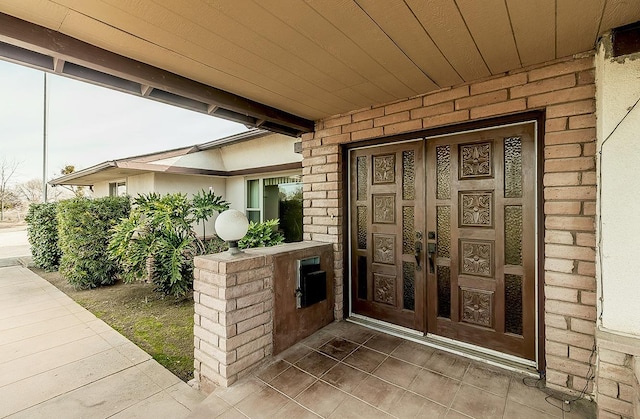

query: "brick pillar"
xmin=193 ymin=253 xmax=273 ymax=391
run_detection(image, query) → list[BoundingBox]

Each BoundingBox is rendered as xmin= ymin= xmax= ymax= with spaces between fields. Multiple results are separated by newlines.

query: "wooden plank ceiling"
xmin=1 ymin=0 xmax=639 ymax=129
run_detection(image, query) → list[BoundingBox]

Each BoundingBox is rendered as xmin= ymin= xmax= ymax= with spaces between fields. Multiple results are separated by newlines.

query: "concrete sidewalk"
xmin=0 ymin=266 xmax=206 ymax=418
xmin=0 ymin=226 xmax=31 ymax=268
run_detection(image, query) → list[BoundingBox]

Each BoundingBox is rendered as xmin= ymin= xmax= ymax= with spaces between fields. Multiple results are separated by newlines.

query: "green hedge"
xmin=25 ymin=202 xmax=61 ymax=271
xmin=57 ymin=196 xmax=130 ymax=289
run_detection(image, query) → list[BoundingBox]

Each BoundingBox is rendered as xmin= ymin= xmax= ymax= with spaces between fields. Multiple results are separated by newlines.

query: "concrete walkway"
xmin=0 ymin=226 xmax=31 ymax=268
xmin=0 ymin=266 xmax=206 ymax=418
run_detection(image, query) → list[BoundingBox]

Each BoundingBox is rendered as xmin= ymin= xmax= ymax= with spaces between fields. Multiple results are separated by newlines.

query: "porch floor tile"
xmin=192 ymin=321 xmax=596 ymax=419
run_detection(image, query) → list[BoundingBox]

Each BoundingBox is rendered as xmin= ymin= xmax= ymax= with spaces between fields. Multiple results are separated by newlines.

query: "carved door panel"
xmin=350 ymin=141 xmax=425 ymax=331
xmin=425 ymin=124 xmax=536 ymax=360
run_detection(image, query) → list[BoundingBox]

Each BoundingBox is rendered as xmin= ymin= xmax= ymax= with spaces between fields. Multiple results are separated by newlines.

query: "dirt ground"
xmin=32 ymin=268 xmax=195 ymax=382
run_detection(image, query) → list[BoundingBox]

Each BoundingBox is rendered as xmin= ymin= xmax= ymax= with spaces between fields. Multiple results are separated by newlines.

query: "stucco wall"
xmin=596 ymin=43 xmax=640 ymax=337
xmin=92 ymin=181 xmax=111 ymax=197
xmin=225 ymin=177 xmax=245 ymax=211
xmin=152 ymin=148 xmax=225 ymax=170
xmin=220 ymin=133 xmax=302 ymax=171
xmin=126 ymin=173 xmax=155 ymax=197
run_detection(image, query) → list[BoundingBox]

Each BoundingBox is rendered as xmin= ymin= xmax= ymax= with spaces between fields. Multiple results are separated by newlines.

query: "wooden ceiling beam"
xmin=0 ymin=12 xmax=314 ymax=135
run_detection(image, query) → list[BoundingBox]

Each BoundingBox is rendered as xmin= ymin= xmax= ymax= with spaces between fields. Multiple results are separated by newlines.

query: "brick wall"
xmin=193 ymin=242 xmax=334 ymax=391
xmin=193 ymin=252 xmax=274 ymax=391
xmin=301 ymin=53 xmax=597 ymax=396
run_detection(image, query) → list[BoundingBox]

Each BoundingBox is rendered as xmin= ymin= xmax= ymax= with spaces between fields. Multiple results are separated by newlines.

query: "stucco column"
xmin=594 ymin=33 xmax=640 ymax=418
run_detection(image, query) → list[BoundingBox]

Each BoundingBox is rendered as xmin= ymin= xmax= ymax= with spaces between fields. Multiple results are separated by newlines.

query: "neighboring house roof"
xmin=49 ymin=129 xmax=299 ymax=186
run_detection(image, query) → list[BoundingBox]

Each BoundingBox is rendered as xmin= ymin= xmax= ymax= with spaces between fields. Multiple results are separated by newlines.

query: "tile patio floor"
xmin=190 ymin=321 xmax=596 ymax=419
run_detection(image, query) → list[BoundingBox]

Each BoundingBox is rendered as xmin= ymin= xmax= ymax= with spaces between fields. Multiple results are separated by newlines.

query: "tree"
xmin=2 ymin=189 xmax=21 ymax=211
xmin=19 ymin=179 xmax=44 ymax=204
xmin=57 ymin=164 xmax=84 ymax=198
xmin=0 ymin=158 xmax=19 ymax=221
xmin=18 ymin=178 xmax=63 ymax=204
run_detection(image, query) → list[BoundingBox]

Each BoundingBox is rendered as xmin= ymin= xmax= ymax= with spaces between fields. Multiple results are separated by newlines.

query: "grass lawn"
xmin=32 ymin=268 xmax=194 ymax=382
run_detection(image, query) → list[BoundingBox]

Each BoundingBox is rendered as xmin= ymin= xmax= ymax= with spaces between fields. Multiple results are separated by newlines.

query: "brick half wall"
xmin=301 ymin=53 xmax=597 ymax=396
xmin=193 ymin=242 xmax=334 ymax=392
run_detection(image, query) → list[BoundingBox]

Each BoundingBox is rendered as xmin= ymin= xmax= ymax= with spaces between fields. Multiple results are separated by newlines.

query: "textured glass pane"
xmin=357 ymin=156 xmax=367 ymax=201
xmin=437 ymin=266 xmax=451 ymax=319
xmin=357 ymin=206 xmax=367 ymax=249
xmin=357 ymin=256 xmax=367 ymax=300
xmin=436 ymin=145 xmax=451 ymax=200
xmin=403 ymin=262 xmax=415 ymax=311
xmin=436 ymin=206 xmax=451 ymax=258
xmin=504 ymin=137 xmax=523 ymax=198
xmin=505 ymin=274 xmax=523 ymax=335
xmin=402 ymin=150 xmax=415 ymax=200
xmin=505 ymin=206 xmax=523 ymax=266
xmin=402 ymin=207 xmax=415 ymax=254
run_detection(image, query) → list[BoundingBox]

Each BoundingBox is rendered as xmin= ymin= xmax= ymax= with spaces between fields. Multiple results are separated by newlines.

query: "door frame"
xmin=342 ymin=111 xmax=545 ymax=372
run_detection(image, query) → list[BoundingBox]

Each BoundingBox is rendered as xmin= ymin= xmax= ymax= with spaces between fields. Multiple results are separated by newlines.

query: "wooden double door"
xmin=350 ymin=124 xmax=536 ymax=360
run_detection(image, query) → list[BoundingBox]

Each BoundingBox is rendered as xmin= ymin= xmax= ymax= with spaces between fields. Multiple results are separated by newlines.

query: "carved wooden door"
xmin=425 ymin=124 xmax=536 ymax=360
xmin=350 ymin=141 xmax=425 ymax=331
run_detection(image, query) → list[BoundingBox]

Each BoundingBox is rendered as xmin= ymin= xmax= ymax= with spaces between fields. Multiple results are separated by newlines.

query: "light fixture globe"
xmin=215 ymin=209 xmax=249 ymax=255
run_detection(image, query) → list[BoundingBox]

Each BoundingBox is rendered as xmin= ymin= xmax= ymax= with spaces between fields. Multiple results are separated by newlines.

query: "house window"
xmin=109 ymin=182 xmax=126 ymax=197
xmin=246 ymin=179 xmax=261 ymax=223
xmin=245 ymin=176 xmax=303 ymax=242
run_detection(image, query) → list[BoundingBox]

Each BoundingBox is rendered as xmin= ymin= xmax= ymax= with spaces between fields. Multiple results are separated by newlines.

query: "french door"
xmin=350 ymin=141 xmax=425 ymax=331
xmin=350 ymin=123 xmax=536 ymax=360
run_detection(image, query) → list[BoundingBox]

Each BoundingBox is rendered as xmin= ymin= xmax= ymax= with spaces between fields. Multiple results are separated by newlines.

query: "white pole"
xmin=42 ymin=72 xmax=48 ymax=203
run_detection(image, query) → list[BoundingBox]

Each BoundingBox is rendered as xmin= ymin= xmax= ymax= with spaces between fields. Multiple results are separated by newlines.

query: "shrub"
xmin=204 ymin=235 xmax=228 ymax=254
xmin=25 ymin=202 xmax=61 ymax=271
xmin=109 ymin=191 xmax=228 ymax=298
xmin=57 ymin=196 xmax=130 ymax=289
xmin=239 ymin=219 xmax=285 ymax=249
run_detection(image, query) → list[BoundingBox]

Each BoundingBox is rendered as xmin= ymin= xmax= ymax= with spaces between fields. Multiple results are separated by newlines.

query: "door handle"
xmin=415 ymin=241 xmax=422 ymax=271
xmin=427 ymin=242 xmax=437 ymax=274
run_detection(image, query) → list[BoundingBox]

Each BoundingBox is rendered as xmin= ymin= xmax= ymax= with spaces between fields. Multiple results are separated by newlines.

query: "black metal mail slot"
xmin=299 ymin=266 xmax=326 ymax=308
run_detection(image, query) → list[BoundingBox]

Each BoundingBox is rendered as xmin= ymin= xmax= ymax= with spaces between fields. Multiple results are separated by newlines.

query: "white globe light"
xmin=215 ymin=209 xmax=249 ymax=242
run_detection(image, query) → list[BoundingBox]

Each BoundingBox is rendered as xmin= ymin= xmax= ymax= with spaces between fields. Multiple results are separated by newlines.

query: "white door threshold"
xmin=347 ymin=315 xmax=540 ymax=378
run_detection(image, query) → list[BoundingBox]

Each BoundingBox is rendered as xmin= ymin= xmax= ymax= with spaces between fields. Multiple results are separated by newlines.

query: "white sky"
xmin=0 ymin=60 xmax=247 ymax=185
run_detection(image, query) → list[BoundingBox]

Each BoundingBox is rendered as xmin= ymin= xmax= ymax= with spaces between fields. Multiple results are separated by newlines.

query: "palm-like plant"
xmin=192 ymin=189 xmax=229 ymax=240
xmin=108 ymin=190 xmax=229 ymax=298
